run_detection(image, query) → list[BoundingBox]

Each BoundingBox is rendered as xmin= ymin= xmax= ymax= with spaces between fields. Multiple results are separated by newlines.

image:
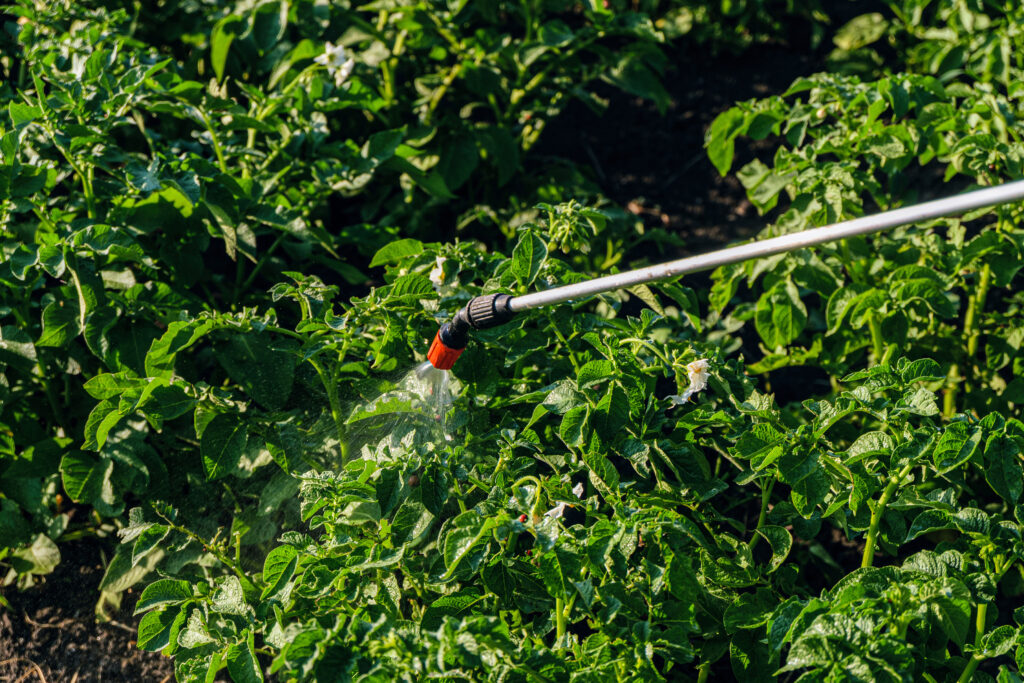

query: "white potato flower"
xmin=429 ymin=256 xmax=447 ymax=289
xmin=667 ymin=358 xmax=710 ymax=407
xmin=315 ymin=42 xmax=356 ymax=86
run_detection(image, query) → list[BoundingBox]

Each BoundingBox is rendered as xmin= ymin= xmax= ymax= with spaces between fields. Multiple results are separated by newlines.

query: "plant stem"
xmin=200 ymin=109 xmax=229 ymax=173
xmin=943 ymin=363 xmax=959 ymax=419
xmin=747 ymin=479 xmax=774 ymax=550
xmin=310 ymin=358 xmax=348 ymax=461
xmin=957 ymin=655 xmax=982 ymax=683
xmin=555 ymin=597 xmax=566 ymax=644
xmin=154 ymin=508 xmax=248 ymax=583
xmin=697 ymin=663 xmax=710 ymax=683
xmin=861 ymin=462 xmax=913 ymax=568
xmin=963 ymin=262 xmax=992 ymax=391
xmin=973 ymin=602 xmax=988 ymax=649
xmin=867 ymin=313 xmax=884 ymax=365
xmin=550 ymin=325 xmax=580 ymax=372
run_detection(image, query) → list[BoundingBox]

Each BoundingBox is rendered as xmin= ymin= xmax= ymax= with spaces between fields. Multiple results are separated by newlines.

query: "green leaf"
xmin=81 ymin=399 xmax=125 ymax=451
xmin=216 ymin=334 xmax=294 ymax=410
xmin=201 ymin=413 xmax=249 ymax=480
xmin=593 ymin=384 xmax=630 ymax=440
xmin=420 ymin=462 xmax=450 ymax=516
xmin=9 ymin=102 xmax=41 ymax=129
xmin=755 ymin=526 xmax=792 ymax=573
xmin=980 ymin=625 xmax=1017 ymax=658
xmin=0 ymin=325 xmax=37 ymax=370
xmin=137 ymin=606 xmax=181 ymax=651
xmin=388 ymin=273 xmax=435 ymax=301
xmin=706 ymin=107 xmax=745 ymax=175
xmin=511 ymin=232 xmax=547 ymax=288
xmin=577 ymin=360 xmax=614 ymax=389
xmin=145 ymin=319 xmax=215 ymax=379
xmin=8 ymin=534 xmax=60 ymax=576
xmin=559 ymin=405 xmax=589 ymax=447
xmin=755 ymin=279 xmax=807 ymax=349
xmin=226 ymin=637 xmax=263 ymax=683
xmin=211 ymin=576 xmax=249 ymax=616
xmin=60 ymin=451 xmax=118 ymax=515
xmin=481 ymin=560 xmax=517 ymax=604
xmin=724 ymin=589 xmax=776 ymax=633
xmin=211 ymin=15 xmax=244 ymax=81
xmin=177 ymin=610 xmax=216 ymax=649
xmin=437 ymin=136 xmax=479 ymax=191
xmin=36 ymin=301 xmax=81 ymax=347
xmin=369 ymin=239 xmax=423 ymax=268
xmin=539 ymin=545 xmax=582 ymax=600
xmin=845 ymin=431 xmax=893 ymax=463
xmin=919 ymin=578 xmax=971 ymax=646
xmin=135 ymin=579 xmax=193 ymax=614
xmin=834 ymin=13 xmax=888 ymax=50
xmin=984 ymin=433 xmax=1022 ymax=503
xmin=933 ymin=422 xmax=982 ymax=474
xmin=443 ymin=511 xmax=494 ymax=578
xmin=132 ymin=524 xmax=169 ymax=566
xmin=261 ymin=545 xmax=298 ymax=600
xmin=421 ymin=588 xmax=484 ymax=630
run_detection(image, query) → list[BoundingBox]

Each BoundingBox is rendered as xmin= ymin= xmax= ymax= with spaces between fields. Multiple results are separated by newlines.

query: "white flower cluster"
xmin=667 ymin=358 xmax=710 ymax=407
xmin=314 ymin=42 xmax=355 ymax=87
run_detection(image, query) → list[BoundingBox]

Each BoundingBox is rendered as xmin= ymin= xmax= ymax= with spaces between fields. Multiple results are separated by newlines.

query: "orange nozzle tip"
xmin=427 ymin=329 xmax=464 ymax=370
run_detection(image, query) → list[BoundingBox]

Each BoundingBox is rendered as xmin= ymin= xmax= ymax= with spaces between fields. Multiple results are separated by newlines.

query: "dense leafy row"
xmin=2 ymin=1 xmax=1024 ymax=681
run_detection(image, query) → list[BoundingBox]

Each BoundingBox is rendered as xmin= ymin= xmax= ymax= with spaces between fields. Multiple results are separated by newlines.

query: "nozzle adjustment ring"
xmin=465 ymin=293 xmax=514 ymax=329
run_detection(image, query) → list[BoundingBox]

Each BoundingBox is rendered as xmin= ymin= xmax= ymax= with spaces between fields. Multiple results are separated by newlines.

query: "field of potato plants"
xmin=2 ymin=0 xmax=1024 ymax=680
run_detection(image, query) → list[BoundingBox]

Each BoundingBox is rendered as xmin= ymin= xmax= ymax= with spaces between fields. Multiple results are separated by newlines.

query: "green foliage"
xmin=3 ymin=0 xmax=1024 ymax=681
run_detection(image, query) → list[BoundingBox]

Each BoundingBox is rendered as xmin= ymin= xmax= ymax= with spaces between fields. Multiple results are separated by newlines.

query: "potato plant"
xmin=120 ymin=228 xmax=1024 ymax=682
xmin=3 ymin=0 xmax=1024 ymax=681
xmin=0 ymin=0 xmax=682 ymax=587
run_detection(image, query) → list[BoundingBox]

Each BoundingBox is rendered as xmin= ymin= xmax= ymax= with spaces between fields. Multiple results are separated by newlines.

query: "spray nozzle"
xmin=427 ymin=293 xmax=515 ymax=370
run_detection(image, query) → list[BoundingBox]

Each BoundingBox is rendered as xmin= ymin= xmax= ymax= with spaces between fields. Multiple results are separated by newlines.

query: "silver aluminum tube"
xmin=507 ymin=179 xmax=1024 ymax=313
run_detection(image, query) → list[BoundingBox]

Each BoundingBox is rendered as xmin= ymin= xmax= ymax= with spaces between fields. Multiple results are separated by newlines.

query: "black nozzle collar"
xmin=464 ymin=293 xmax=515 ymax=329
xmin=440 ymin=293 xmax=515 ymax=351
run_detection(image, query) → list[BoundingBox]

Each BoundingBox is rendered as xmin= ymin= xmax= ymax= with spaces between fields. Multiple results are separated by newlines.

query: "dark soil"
xmin=0 ymin=538 xmax=174 ymax=683
xmin=540 ymin=1 xmax=881 ymax=253
xmin=539 ymin=40 xmax=813 ymax=250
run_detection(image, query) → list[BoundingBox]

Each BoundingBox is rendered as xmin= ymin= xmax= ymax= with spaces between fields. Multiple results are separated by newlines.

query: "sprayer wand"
xmin=427 ymin=179 xmax=1024 ymax=369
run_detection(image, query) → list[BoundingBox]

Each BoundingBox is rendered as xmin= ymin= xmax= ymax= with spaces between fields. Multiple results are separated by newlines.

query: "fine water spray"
xmin=426 ymin=180 xmax=1024 ymax=370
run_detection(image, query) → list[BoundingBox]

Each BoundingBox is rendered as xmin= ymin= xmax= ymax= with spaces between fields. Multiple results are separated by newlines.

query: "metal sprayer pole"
xmin=507 ymin=180 xmax=1024 ymax=313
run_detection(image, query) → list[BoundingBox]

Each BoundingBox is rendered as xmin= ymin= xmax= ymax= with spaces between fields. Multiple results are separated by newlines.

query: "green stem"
xmin=963 ymin=262 xmax=992 ymax=386
xmin=697 ymin=663 xmax=710 ymax=683
xmin=310 ymin=358 xmax=348 ymax=461
xmin=84 ymin=164 xmax=97 ymax=219
xmin=747 ymin=479 xmax=775 ymax=550
xmin=511 ymin=475 xmax=544 ymax=519
xmin=424 ymin=63 xmax=463 ymax=123
xmin=973 ymin=602 xmax=988 ymax=649
xmin=620 ymin=337 xmax=673 ymax=370
xmin=861 ymin=462 xmax=914 ymax=568
xmin=153 ymin=508 xmax=248 ymax=583
xmin=880 ymin=343 xmax=897 ymax=366
xmin=451 ymin=478 xmax=468 ymax=514
xmin=957 ymin=655 xmax=982 ymax=683
xmin=867 ymin=313 xmax=885 ymax=365
xmin=943 ymin=363 xmax=960 ymax=419
xmin=240 ymin=232 xmax=285 ymax=291
xmin=200 ymin=110 xmax=229 ymax=173
xmin=550 ymin=325 xmax=580 ymax=373
xmin=555 ymin=597 xmax=566 ymax=644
